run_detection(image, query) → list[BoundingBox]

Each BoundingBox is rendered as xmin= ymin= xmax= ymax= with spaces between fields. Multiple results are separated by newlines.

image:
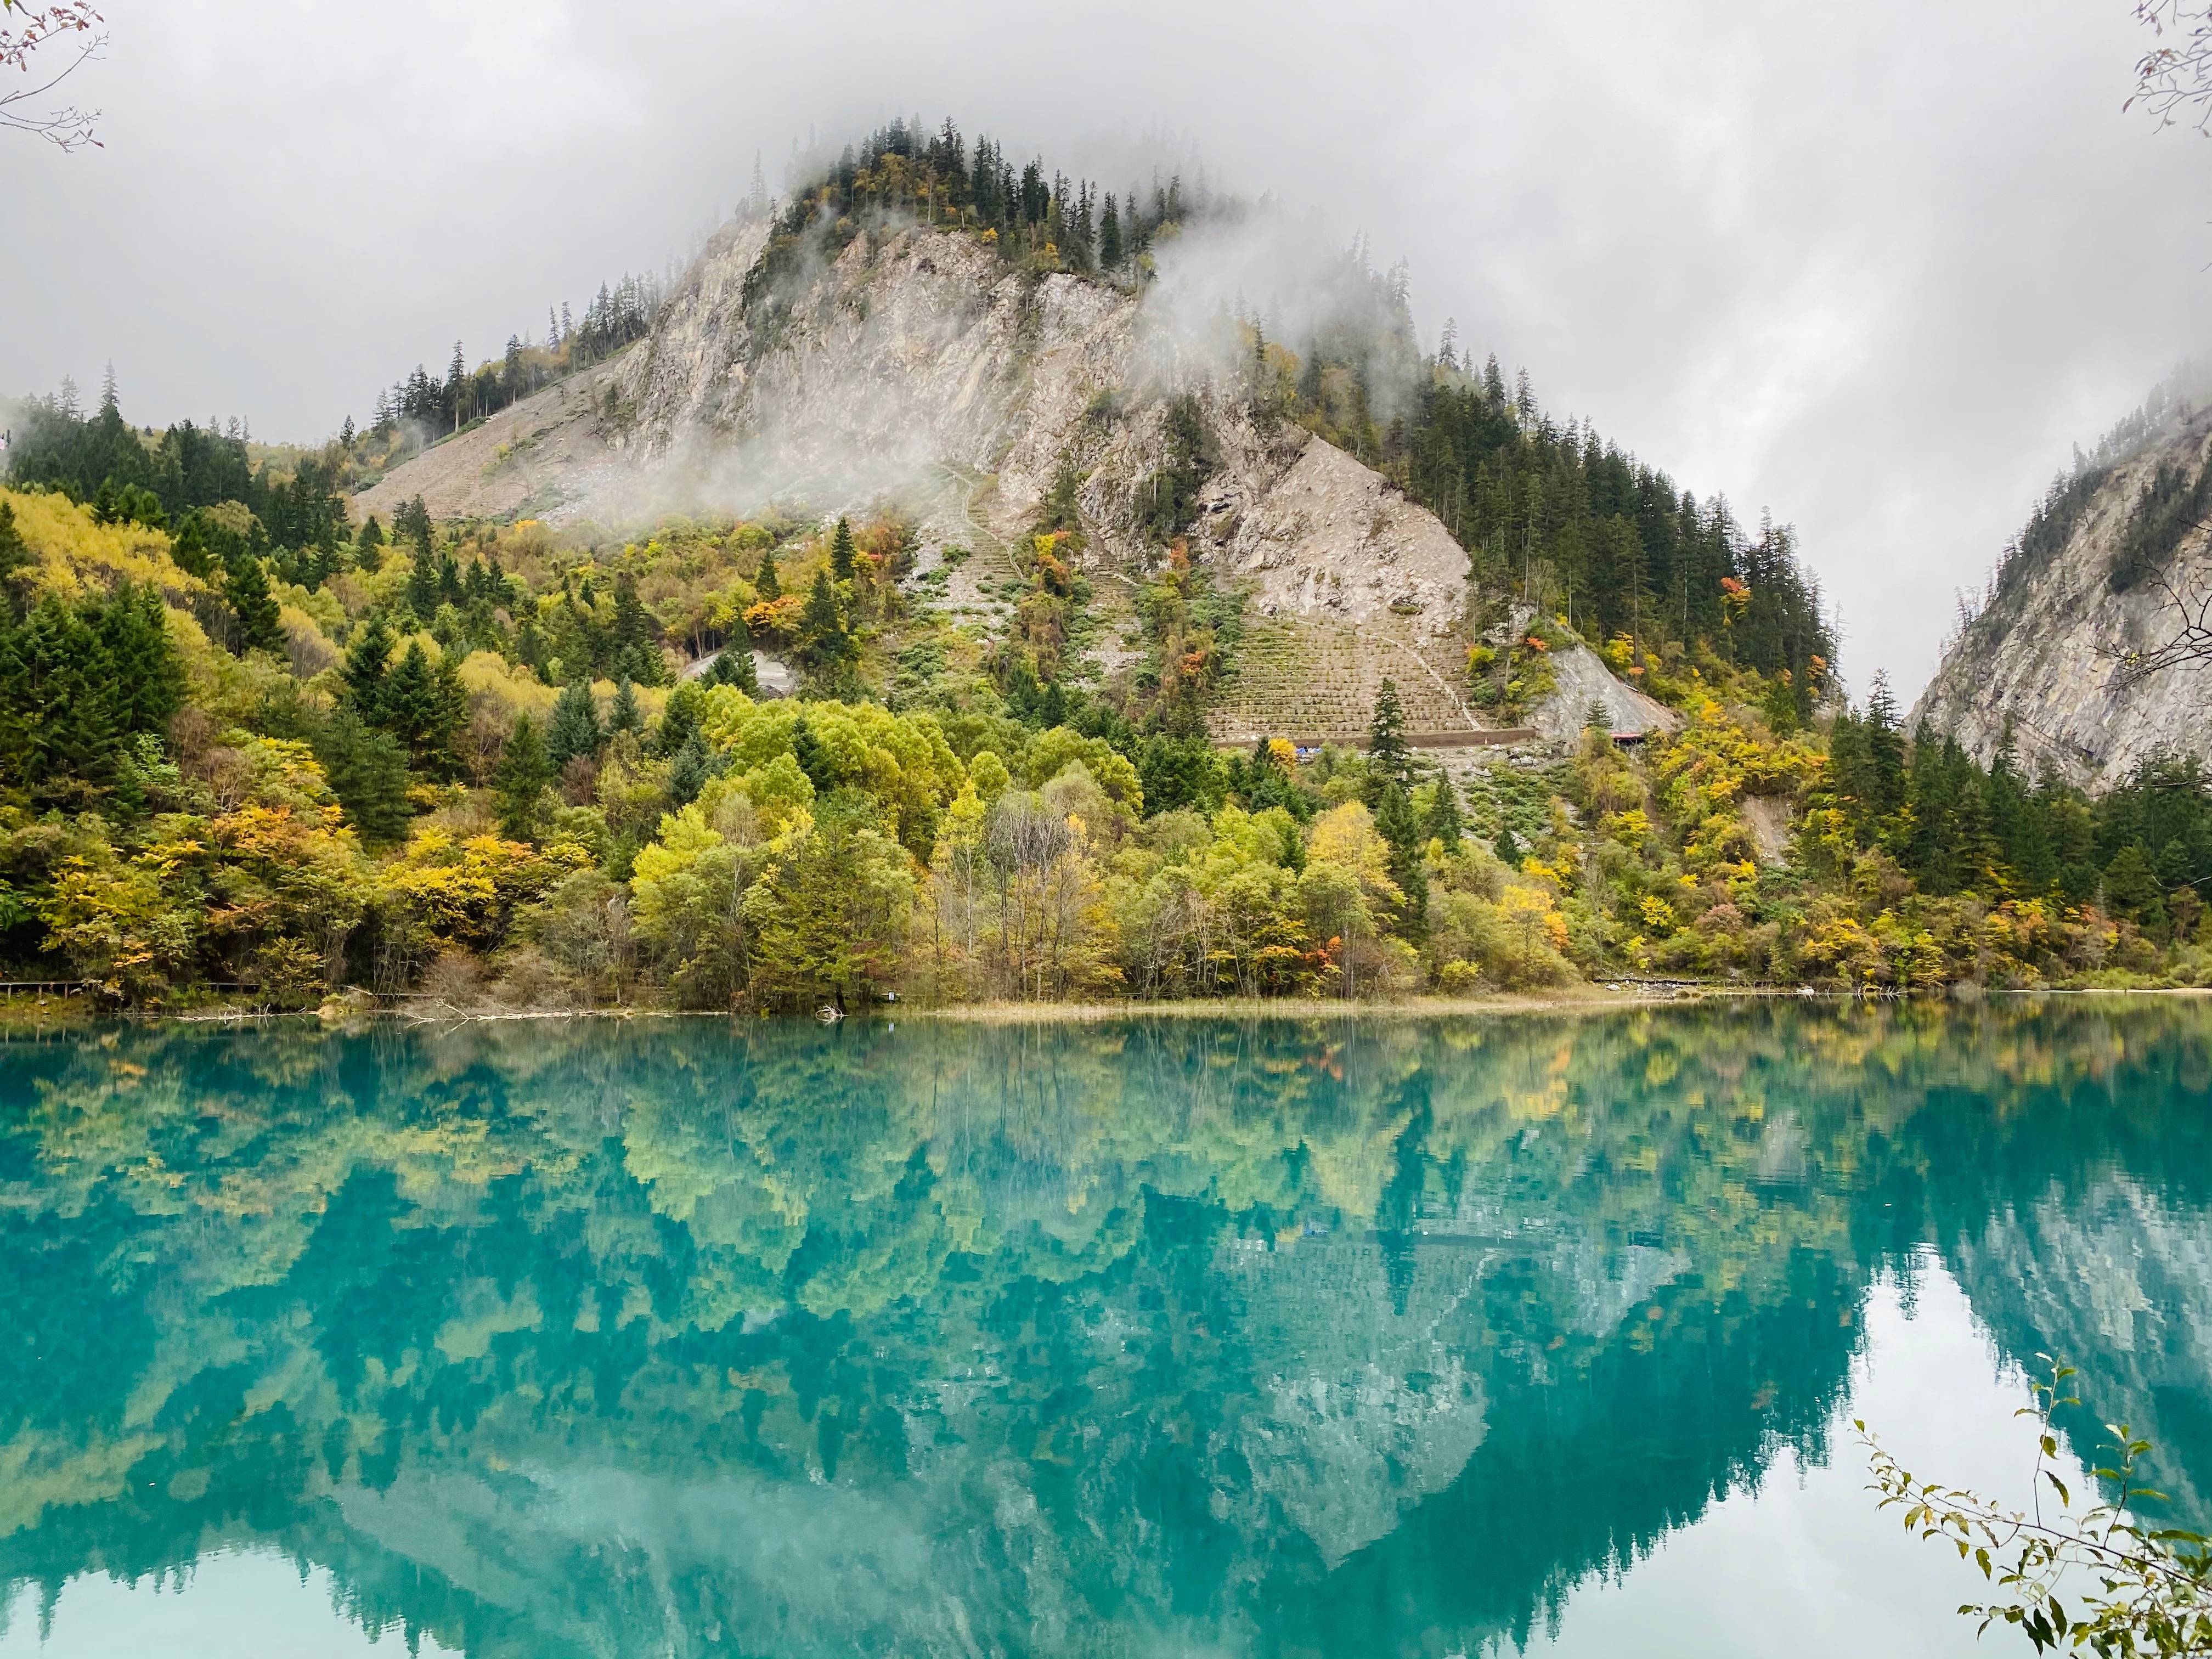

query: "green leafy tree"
xmin=2104 ymin=842 xmax=2168 ymax=932
xmin=653 ymin=681 xmax=706 ymax=759
xmin=742 ymin=802 xmax=915 ymax=1012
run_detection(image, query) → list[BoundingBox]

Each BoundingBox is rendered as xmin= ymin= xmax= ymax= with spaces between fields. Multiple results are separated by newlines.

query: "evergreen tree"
xmin=0 ymin=501 xmax=30 ymax=613
xmin=668 ymin=729 xmax=710 ymax=809
xmin=2104 ymin=842 xmax=2168 ymax=932
xmin=342 ymin=616 xmax=396 ymax=719
xmin=1424 ymin=775 xmax=1465 ymax=849
xmin=789 ymin=715 xmax=833 ymax=792
xmin=546 ymin=679 xmax=605 ymax=771
xmin=754 ymin=546 xmax=781 ymax=601
xmin=610 ymin=571 xmax=663 ymax=683
xmin=1495 ymin=825 xmax=1524 ymax=868
xmin=1099 ymin=192 xmax=1122 ymax=269
xmin=830 ymin=517 xmax=856 ymax=586
xmin=315 ymin=707 xmax=412 ymax=846
xmin=492 ymin=713 xmax=554 ymax=840
xmin=95 ymin=583 xmax=185 ymax=740
xmin=404 ymin=544 xmax=441 ymax=619
xmin=1375 ymin=781 xmax=1430 ymax=942
xmin=704 ymin=618 xmax=759 ymax=693
xmin=227 ymin=552 xmax=285 ymax=656
xmin=1365 ymin=678 xmax=1414 ymax=800
xmin=1864 ymin=672 xmax=1907 ymax=819
xmin=377 ymin=642 xmax=466 ymax=777
xmin=607 ymin=676 xmax=642 ymax=738
xmin=652 ymin=681 xmax=706 ymax=758
xmin=797 ymin=569 xmax=850 ymax=669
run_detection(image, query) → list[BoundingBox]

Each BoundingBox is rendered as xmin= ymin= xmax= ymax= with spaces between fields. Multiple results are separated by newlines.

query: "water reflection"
xmin=0 ymin=1003 xmax=2207 ymax=1657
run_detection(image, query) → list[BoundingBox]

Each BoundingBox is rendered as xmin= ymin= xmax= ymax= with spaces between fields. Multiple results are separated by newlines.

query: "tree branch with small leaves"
xmin=0 ymin=0 xmax=104 ymax=153
xmin=1860 ymin=1359 xmax=2212 ymax=1656
xmin=2131 ymin=2 xmax=2212 ymax=137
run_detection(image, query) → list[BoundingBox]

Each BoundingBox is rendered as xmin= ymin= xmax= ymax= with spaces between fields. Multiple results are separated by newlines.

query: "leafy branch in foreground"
xmin=0 ymin=1 xmax=103 ymax=152
xmin=1859 ymin=1360 xmax=2212 ymax=1655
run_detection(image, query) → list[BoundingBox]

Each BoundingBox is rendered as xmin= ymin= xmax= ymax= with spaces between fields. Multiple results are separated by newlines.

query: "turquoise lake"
xmin=0 ymin=1003 xmax=2207 ymax=1658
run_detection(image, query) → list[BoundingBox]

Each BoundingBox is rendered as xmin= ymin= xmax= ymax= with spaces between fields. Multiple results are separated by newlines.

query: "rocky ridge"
xmin=1912 ymin=404 xmax=2212 ymax=789
xmin=364 ymin=213 xmax=1645 ymax=740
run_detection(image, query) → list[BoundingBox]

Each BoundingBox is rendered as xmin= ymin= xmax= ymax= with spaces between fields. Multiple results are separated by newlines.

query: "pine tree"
xmin=404 ymin=544 xmax=441 ymax=619
xmin=0 ymin=501 xmax=30 ymax=614
xmin=797 ymin=569 xmax=850 ymax=669
xmin=343 ymin=616 xmax=395 ymax=719
xmin=354 ymin=514 xmax=385 ymax=573
xmin=754 ymin=546 xmax=781 ymax=601
xmin=830 ymin=517 xmax=856 ymax=585
xmin=379 ymin=642 xmax=466 ymax=777
xmin=668 ymin=730 xmax=710 ymax=809
xmin=1099 ymin=192 xmax=1122 ymax=269
xmin=1424 ymin=775 xmax=1465 ymax=849
xmin=790 ymin=715 xmax=832 ymax=791
xmin=227 ymin=553 xmax=285 ymax=656
xmin=653 ymin=681 xmax=706 ymax=758
xmin=1365 ymin=678 xmax=1414 ymax=800
xmin=546 ymin=679 xmax=604 ymax=771
xmin=315 ymin=707 xmax=412 ymax=845
xmin=1865 ymin=672 xmax=1907 ymax=819
xmin=705 ymin=613 xmax=759 ymax=693
xmin=610 ymin=572 xmax=664 ymax=684
xmin=607 ymin=676 xmax=642 ymax=738
xmin=1375 ymin=781 xmax=1430 ymax=942
xmin=492 ymin=713 xmax=554 ymax=840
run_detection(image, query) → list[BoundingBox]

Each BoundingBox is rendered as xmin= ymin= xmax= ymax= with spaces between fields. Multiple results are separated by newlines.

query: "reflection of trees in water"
xmin=0 ymin=1003 xmax=2204 ymax=1656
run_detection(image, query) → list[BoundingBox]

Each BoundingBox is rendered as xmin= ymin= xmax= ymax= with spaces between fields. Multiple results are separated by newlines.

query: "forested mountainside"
xmin=9 ymin=117 xmax=2212 ymax=1009
xmin=1913 ymin=369 xmax=2212 ymax=790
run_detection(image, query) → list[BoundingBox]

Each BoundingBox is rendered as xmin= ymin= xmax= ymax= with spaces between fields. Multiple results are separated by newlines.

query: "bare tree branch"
xmin=2109 ymin=560 xmax=2212 ymax=687
xmin=0 ymin=1 xmax=104 ymax=153
xmin=2131 ymin=1 xmax=2212 ymax=136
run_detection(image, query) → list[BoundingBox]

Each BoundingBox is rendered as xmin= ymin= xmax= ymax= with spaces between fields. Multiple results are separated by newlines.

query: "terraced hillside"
xmin=1209 ymin=617 xmax=1477 ymax=742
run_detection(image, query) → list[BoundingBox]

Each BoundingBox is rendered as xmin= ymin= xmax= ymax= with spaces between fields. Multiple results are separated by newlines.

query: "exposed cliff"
xmin=1911 ymin=400 xmax=2212 ymax=789
xmin=359 ymin=217 xmax=1530 ymax=730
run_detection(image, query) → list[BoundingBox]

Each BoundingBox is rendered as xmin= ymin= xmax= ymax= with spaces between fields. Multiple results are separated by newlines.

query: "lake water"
xmin=0 ymin=1003 xmax=2207 ymax=1658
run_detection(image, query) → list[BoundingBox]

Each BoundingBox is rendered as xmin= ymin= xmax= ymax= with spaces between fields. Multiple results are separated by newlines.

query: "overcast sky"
xmin=3 ymin=0 xmax=2204 ymax=698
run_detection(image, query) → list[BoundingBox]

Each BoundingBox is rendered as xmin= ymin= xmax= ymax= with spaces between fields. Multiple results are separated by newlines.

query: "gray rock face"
xmin=361 ymin=214 xmax=1667 ymax=737
xmin=1531 ymin=641 xmax=1681 ymax=744
xmin=1911 ymin=408 xmax=2212 ymax=789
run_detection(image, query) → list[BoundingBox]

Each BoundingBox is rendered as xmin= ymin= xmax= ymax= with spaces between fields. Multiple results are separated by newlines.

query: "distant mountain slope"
xmin=1913 ymin=382 xmax=2212 ymax=789
xmin=363 ymin=218 xmax=1496 ymax=736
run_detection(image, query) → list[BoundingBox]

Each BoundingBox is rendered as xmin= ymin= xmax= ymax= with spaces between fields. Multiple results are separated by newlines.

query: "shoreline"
xmin=5 ymin=981 xmax=2211 ymax=1035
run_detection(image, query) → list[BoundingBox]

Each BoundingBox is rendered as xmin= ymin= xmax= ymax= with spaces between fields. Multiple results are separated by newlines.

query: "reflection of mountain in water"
xmin=0 ymin=1003 xmax=2205 ymax=1657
